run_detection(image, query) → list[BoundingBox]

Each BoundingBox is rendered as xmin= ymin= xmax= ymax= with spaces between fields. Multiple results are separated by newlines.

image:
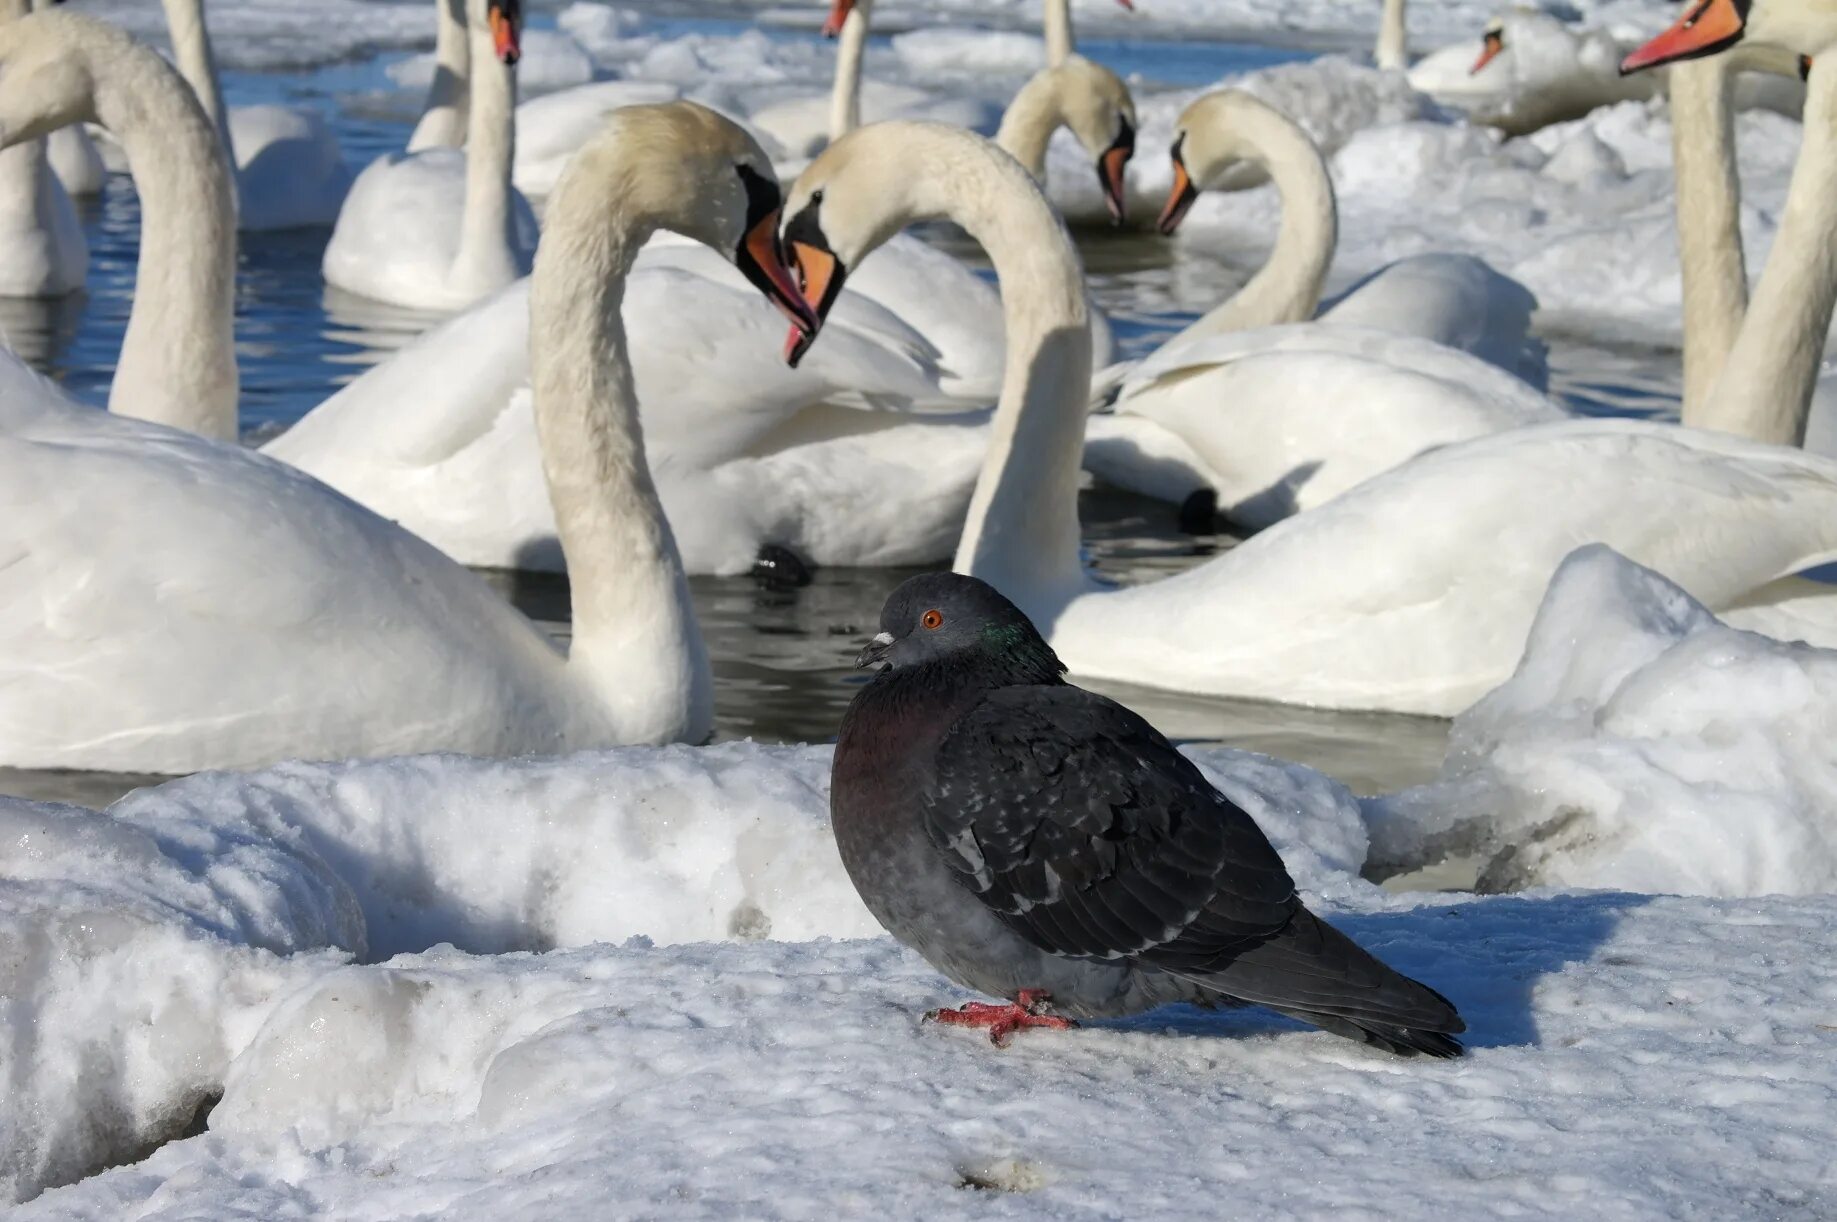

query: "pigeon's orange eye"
xmin=921 ymin=609 xmax=944 ymax=630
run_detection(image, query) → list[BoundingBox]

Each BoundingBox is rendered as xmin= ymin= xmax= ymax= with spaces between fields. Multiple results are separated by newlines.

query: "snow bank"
xmin=21 ymin=890 xmax=1837 ymax=1218
xmin=388 ymin=29 xmax=597 ymax=98
xmin=110 ymin=740 xmax=1368 ymax=959
xmin=1368 ymin=546 xmax=1837 ymax=895
xmin=0 ymin=795 xmax=353 ymax=1203
xmin=67 ymin=0 xmax=428 ymax=71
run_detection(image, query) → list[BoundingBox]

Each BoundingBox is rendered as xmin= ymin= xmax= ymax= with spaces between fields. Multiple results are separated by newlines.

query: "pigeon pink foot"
xmin=926 ymin=989 xmax=1077 ymax=1047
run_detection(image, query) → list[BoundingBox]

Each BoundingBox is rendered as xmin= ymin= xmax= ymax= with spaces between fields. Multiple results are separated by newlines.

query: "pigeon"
xmin=831 ymin=572 xmax=1466 ymax=1057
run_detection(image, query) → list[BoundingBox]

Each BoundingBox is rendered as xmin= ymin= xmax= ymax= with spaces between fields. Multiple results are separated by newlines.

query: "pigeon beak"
xmin=855 ymin=631 xmax=894 ymax=670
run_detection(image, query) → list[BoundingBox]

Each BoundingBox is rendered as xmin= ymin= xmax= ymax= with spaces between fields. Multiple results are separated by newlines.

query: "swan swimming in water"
xmin=0 ymin=11 xmax=818 ymax=771
xmin=781 ymin=118 xmax=1837 ymax=716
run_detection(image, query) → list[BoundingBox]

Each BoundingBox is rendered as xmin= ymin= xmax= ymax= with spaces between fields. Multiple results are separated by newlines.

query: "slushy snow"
xmin=1369 ymin=546 xmax=1837 ymax=895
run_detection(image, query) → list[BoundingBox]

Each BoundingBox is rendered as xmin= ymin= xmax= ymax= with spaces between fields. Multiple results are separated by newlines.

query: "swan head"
xmin=1620 ymin=0 xmax=1837 ymax=71
xmin=468 ymin=0 xmax=522 ymax=64
xmin=1018 ymin=56 xmax=1137 ymax=224
xmin=1471 ymin=17 xmax=1507 ymax=73
xmin=1155 ymin=89 xmax=1294 ymax=236
xmin=0 ymin=11 xmax=99 ymax=148
xmin=557 ymin=102 xmax=816 ymax=339
xmin=822 ymin=0 xmax=863 ymax=38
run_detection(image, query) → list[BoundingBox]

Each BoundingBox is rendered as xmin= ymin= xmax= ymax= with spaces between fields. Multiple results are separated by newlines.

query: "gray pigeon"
xmin=831 ymin=572 xmax=1466 ymax=1057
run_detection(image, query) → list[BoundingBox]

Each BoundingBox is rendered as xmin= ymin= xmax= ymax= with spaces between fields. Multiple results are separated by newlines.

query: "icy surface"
xmin=19 ymin=893 xmax=1837 ymax=1219
xmin=106 ymin=741 xmax=1366 ymax=958
xmin=1369 ymin=546 xmax=1837 ymax=896
xmin=0 ymin=794 xmax=353 ymax=1203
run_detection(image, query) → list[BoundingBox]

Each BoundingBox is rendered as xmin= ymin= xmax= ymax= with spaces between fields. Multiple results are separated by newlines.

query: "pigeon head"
xmin=856 ymin=573 xmax=1065 ymax=683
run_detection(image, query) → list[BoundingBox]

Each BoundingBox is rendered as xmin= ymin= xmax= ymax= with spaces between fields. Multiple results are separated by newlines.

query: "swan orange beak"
xmin=488 ymin=1 xmax=521 ymax=65
xmin=822 ymin=0 xmax=855 ymax=38
xmin=1098 ymin=120 xmax=1135 ymax=226
xmin=1471 ymin=30 xmax=1504 ymax=74
xmin=1620 ymin=0 xmax=1748 ymax=74
xmin=738 ymin=210 xmax=820 ymax=346
xmin=1157 ymin=141 xmax=1198 ymax=236
xmin=1114 ymin=0 xmax=1135 ymax=9
xmin=783 ymin=240 xmax=846 ymax=367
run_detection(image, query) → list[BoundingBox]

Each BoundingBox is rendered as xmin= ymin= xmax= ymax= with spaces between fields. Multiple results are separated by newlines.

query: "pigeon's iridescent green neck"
xmin=979 ymin=623 xmax=1066 ymax=686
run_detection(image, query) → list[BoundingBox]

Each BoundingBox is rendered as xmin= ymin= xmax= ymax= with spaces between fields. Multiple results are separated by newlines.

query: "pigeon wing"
xmin=920 ymin=684 xmax=1299 ymax=964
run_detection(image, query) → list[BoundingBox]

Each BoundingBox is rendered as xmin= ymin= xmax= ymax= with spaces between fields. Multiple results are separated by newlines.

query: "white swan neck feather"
xmin=529 ymin=104 xmax=728 ymax=742
xmin=1043 ymin=0 xmax=1075 ymax=67
xmin=802 ymin=125 xmax=1090 ymax=606
xmin=1175 ymin=91 xmax=1337 ymax=343
xmin=1670 ymin=58 xmax=1748 ymax=423
xmin=1376 ymin=0 xmax=1407 ymax=69
xmin=829 ymin=0 xmax=871 ymax=140
xmin=1702 ymin=57 xmax=1837 ymax=446
xmin=995 ymin=57 xmax=1132 ymax=181
xmin=453 ymin=0 xmax=520 ymax=298
xmin=8 ymin=13 xmax=237 ymax=438
xmin=159 ymin=0 xmax=236 ymax=164
xmin=408 ymin=0 xmax=470 ymax=152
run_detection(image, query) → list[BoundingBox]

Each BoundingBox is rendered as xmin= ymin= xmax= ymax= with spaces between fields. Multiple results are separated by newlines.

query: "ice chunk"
xmin=1369 ymin=545 xmax=1837 ymax=895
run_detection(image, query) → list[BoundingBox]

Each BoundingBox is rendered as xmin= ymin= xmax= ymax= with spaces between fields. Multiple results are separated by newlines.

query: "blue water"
xmin=0 ymin=6 xmax=1686 ymax=805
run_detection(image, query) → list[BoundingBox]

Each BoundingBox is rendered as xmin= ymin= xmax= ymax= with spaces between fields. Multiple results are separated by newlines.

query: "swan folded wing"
xmin=919 ymin=684 xmax=1297 ymax=964
xmin=1115 ymin=324 xmax=1558 ymax=413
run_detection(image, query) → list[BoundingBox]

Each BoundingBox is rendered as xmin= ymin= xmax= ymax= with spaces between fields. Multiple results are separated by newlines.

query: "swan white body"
xmin=270 ymin=59 xmax=1135 ymax=574
xmin=0 ymin=140 xmax=86 ymax=299
xmin=323 ymin=0 xmax=535 ymax=310
xmin=1086 ymin=90 xmax=1556 ymax=522
xmin=160 ymin=0 xmax=351 ymax=229
xmin=0 ymin=72 xmax=799 ymax=768
xmin=784 ymin=120 xmax=1837 ymax=715
xmin=0 ymin=0 xmax=85 ymax=297
xmin=43 ymin=125 xmax=105 ymax=196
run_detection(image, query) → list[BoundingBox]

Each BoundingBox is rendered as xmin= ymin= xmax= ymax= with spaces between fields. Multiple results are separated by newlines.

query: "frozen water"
xmin=1369 ymin=546 xmax=1837 ymax=896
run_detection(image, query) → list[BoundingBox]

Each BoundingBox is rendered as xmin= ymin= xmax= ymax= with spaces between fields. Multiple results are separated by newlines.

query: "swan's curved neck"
xmin=1700 ymin=57 xmax=1837 ymax=446
xmin=159 ymin=0 xmax=236 ymax=165
xmin=525 ymin=145 xmax=708 ymax=742
xmin=452 ymin=19 xmax=520 ymax=295
xmin=1178 ymin=106 xmax=1336 ymax=343
xmin=829 ymin=0 xmax=871 ymax=140
xmin=833 ymin=132 xmax=1095 ymax=609
xmin=1671 ymin=58 xmax=1747 ymax=423
xmin=407 ymin=0 xmax=470 ymax=152
xmin=1375 ymin=0 xmax=1407 ymax=69
xmin=993 ymin=71 xmax=1066 ymax=180
xmin=1043 ymin=0 xmax=1074 ymax=66
xmin=88 ymin=25 xmax=239 ymax=439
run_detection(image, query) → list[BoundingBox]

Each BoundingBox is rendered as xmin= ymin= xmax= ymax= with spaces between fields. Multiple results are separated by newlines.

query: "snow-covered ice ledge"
xmin=9 ymin=548 xmax=1837 ymax=1213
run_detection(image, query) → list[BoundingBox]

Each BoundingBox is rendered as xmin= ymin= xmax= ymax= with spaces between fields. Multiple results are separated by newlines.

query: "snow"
xmin=1368 ymin=546 xmax=1837 ymax=896
xmin=65 ymin=0 xmax=429 ymax=71
xmin=8 ymin=653 xmax=1837 ymax=1213
xmin=17 ymin=896 xmax=1837 ymax=1219
xmin=0 ymin=794 xmax=353 ymax=1202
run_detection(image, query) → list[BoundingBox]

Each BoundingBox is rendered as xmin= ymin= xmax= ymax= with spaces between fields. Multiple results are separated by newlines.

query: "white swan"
xmin=404 ymin=0 xmax=681 ymax=197
xmin=782 ymin=119 xmax=1837 ymax=715
xmin=322 ymin=0 xmax=537 ymax=311
xmin=269 ymin=56 xmax=1138 ymax=576
xmin=0 ymin=12 xmax=236 ymax=438
xmin=1083 ymin=89 xmax=1560 ymax=527
xmin=0 ymin=0 xmax=86 ymax=299
xmin=0 ymin=27 xmax=817 ymax=771
xmin=1625 ymin=0 xmax=1837 ymax=454
xmin=157 ymin=0 xmax=352 ymax=229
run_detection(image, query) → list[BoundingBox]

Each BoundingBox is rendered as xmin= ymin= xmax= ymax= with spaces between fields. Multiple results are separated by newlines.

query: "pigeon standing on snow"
xmin=831 ymin=573 xmax=1467 ymax=1057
